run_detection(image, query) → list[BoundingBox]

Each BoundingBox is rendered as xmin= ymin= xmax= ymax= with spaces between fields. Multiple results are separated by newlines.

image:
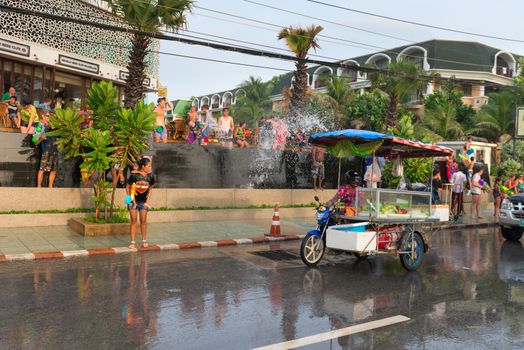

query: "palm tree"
xmin=421 ymin=101 xmax=464 ymax=141
xmin=371 ymin=60 xmax=428 ymax=128
xmin=315 ymin=74 xmax=352 ymax=127
xmin=233 ymin=76 xmax=274 ymax=127
xmin=278 ymin=25 xmax=323 ymax=116
xmin=106 ymin=0 xmax=193 ymax=108
xmin=472 ymin=90 xmax=515 ymax=144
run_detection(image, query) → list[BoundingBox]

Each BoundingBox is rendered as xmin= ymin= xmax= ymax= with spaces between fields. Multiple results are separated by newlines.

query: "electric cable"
xmin=306 ymin=0 xmax=524 ymax=44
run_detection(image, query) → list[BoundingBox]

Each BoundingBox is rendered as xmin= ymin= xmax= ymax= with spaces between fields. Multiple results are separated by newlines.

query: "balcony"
xmin=496 ymin=66 xmax=514 ymax=77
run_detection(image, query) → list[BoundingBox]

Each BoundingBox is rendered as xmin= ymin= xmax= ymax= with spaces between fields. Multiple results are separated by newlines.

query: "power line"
xmin=36 ymin=0 xmax=499 ymax=71
xmin=192 ymin=8 xmax=502 ymax=71
xmin=1 ymin=3 xmax=515 ymax=91
xmin=306 ymin=0 xmax=524 ymax=44
xmin=6 ymin=28 xmax=291 ymax=73
xmin=242 ymin=0 xmax=411 ymax=43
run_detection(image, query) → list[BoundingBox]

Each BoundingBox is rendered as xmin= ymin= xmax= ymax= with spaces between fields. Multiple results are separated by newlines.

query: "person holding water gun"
xmin=503 ymin=175 xmax=517 ymax=197
xmin=234 ymin=122 xmax=249 ymax=148
xmin=127 ymin=158 xmax=155 ymax=249
xmin=471 ymin=168 xmax=486 ymax=219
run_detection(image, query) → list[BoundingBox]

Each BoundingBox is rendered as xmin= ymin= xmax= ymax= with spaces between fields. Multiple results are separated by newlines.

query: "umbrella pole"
xmin=337 ymin=158 xmax=341 ymax=187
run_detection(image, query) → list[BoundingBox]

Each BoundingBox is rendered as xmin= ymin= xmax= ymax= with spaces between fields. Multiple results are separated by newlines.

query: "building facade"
xmin=0 ymin=0 xmax=159 ymax=108
xmin=195 ymin=40 xmax=521 ymax=115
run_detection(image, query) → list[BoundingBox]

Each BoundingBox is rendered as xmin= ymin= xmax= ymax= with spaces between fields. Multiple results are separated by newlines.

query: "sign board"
xmin=58 ymin=55 xmax=99 ymax=74
xmin=157 ymin=87 xmax=167 ymax=97
xmin=118 ymin=71 xmax=150 ymax=86
xmin=0 ymin=38 xmax=30 ymax=57
xmin=516 ymin=107 xmax=524 ymax=138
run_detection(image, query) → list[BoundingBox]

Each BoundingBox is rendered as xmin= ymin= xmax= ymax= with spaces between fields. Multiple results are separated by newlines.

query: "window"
xmin=461 ymin=84 xmax=472 ymax=97
xmin=54 ymin=71 xmax=82 ymax=110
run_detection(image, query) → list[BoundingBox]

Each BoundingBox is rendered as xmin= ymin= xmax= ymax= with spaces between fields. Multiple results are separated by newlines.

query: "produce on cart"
xmin=300 ymin=129 xmax=454 ymax=271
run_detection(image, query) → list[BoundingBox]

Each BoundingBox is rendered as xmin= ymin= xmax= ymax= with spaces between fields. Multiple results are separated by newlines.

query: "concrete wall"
xmin=0 ymin=187 xmax=337 ymax=211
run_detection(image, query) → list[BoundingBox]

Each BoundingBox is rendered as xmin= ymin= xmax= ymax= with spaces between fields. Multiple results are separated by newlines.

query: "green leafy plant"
xmin=87 ymin=81 xmax=119 ymax=129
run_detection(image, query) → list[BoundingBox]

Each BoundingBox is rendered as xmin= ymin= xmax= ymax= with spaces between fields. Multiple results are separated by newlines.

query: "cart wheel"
xmin=399 ymin=231 xmax=424 ymax=271
xmin=300 ymin=234 xmax=325 ymax=267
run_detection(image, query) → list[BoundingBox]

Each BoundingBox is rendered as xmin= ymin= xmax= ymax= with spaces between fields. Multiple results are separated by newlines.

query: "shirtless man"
xmin=153 ymin=97 xmax=173 ymax=143
xmin=311 ymin=146 xmax=326 ymax=191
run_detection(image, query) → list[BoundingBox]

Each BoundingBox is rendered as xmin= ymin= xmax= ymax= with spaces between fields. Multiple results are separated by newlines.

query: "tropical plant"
xmin=472 ymin=90 xmax=516 ymax=144
xmin=516 ymin=57 xmax=524 ymax=87
xmin=421 ymin=100 xmax=464 ymax=141
xmin=316 ymin=74 xmax=352 ymax=126
xmin=49 ymin=81 xmax=156 ymax=220
xmin=497 ymin=158 xmax=522 ymax=178
xmin=384 ymin=113 xmax=432 ymax=184
xmin=424 ymin=79 xmax=476 ymax=130
xmin=278 ymin=24 xmax=323 ymax=116
xmin=232 ymin=76 xmax=274 ymax=127
xmin=106 ymin=0 xmax=193 ymax=108
xmin=345 ymin=90 xmax=388 ymax=132
xmin=371 ymin=59 xmax=428 ymax=128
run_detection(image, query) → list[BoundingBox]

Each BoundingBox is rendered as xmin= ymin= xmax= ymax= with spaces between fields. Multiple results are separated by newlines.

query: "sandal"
xmin=141 ymin=240 xmax=149 ymax=248
xmin=128 ymin=241 xmax=136 ymax=249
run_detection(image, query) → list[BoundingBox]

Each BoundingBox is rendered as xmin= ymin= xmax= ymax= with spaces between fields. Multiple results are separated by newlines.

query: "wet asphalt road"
xmin=0 ymin=226 xmax=523 ymax=350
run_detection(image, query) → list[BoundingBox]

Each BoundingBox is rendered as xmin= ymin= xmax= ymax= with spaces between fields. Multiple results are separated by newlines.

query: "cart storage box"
xmin=431 ymin=205 xmax=449 ymax=222
xmin=326 ymin=222 xmax=376 ymax=252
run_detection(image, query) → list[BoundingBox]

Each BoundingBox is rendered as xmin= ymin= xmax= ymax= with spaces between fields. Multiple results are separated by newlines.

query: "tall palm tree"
xmin=472 ymin=90 xmax=515 ymax=144
xmin=371 ymin=59 xmax=428 ymax=128
xmin=106 ymin=0 xmax=193 ymax=108
xmin=421 ymin=101 xmax=464 ymax=141
xmin=233 ymin=76 xmax=274 ymax=127
xmin=278 ymin=25 xmax=323 ymax=116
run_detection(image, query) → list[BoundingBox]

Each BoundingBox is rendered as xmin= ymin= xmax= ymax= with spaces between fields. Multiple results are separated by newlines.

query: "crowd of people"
xmin=157 ymin=99 xmax=309 ymax=151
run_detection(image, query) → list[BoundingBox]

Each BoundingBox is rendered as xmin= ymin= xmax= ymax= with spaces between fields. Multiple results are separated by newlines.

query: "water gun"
xmin=458 ymin=153 xmax=467 ymax=161
xmin=500 ymin=185 xmax=514 ymax=196
xmin=155 ymin=125 xmax=164 ymax=133
xmin=479 ymin=179 xmax=491 ymax=191
xmin=31 ymin=122 xmax=44 ymax=143
xmin=125 ymin=183 xmax=136 ymax=205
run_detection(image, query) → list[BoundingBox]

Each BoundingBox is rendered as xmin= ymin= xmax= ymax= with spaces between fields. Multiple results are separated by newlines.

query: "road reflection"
xmin=0 ymin=228 xmax=523 ymax=349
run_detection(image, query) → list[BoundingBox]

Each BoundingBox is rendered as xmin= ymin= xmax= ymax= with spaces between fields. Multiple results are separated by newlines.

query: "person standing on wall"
xmin=127 ymin=158 xmax=155 ymax=250
xmin=153 ymin=97 xmax=172 ymax=143
xmin=217 ymin=108 xmax=234 ymax=148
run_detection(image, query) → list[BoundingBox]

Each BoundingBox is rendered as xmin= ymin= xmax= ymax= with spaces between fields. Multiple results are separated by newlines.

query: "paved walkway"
xmin=0 ymin=211 xmax=496 ymax=262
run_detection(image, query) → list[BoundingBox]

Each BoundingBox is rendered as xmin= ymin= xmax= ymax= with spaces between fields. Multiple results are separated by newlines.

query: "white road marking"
xmin=252 ymin=315 xmax=410 ymax=350
xmin=198 ymin=241 xmax=218 ymax=247
xmin=62 ymin=250 xmax=89 ymax=257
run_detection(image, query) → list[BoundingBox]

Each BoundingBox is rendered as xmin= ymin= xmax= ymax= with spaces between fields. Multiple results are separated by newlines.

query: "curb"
xmin=0 ymin=222 xmax=498 ymax=263
xmin=0 ymin=235 xmax=303 ymax=263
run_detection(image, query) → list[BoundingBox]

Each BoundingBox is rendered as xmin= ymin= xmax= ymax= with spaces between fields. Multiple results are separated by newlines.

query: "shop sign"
xmin=119 ymin=71 xmax=151 ymax=86
xmin=158 ymin=87 xmax=167 ymax=97
xmin=58 ymin=55 xmax=99 ymax=74
xmin=0 ymin=38 xmax=30 ymax=57
xmin=516 ymin=107 xmax=524 ymax=138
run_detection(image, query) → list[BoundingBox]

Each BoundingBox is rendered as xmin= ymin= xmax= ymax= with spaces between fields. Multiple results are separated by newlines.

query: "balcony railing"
xmin=496 ymin=66 xmax=513 ymax=77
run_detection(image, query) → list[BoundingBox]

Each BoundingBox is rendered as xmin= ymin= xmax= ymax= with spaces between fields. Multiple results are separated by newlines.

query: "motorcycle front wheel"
xmin=300 ymin=234 xmax=326 ymax=267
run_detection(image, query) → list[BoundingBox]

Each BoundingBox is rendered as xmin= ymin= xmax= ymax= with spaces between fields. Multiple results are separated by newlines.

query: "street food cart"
xmin=300 ymin=129 xmax=454 ymax=271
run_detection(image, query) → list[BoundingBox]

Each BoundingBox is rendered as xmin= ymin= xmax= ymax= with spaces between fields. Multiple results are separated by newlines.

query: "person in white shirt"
xmin=471 ymin=168 xmax=485 ymax=219
xmin=451 ymin=160 xmax=467 ymax=220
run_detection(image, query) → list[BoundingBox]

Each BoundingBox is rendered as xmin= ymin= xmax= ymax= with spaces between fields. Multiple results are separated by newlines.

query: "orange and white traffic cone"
xmin=266 ymin=202 xmax=283 ymax=237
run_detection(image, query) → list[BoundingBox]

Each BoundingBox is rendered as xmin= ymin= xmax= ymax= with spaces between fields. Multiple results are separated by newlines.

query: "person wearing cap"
xmin=324 ymin=170 xmax=362 ymax=209
xmin=20 ymin=99 xmax=37 ymax=134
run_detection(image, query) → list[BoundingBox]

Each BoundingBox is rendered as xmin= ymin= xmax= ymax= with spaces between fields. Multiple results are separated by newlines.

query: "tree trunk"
xmin=124 ymin=34 xmax=151 ymax=108
xmin=289 ymin=61 xmax=309 ymax=118
xmin=387 ymin=93 xmax=399 ymax=128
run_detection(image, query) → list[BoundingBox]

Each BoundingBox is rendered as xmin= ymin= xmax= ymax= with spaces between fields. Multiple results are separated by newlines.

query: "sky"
xmin=157 ymin=0 xmax=524 ymax=101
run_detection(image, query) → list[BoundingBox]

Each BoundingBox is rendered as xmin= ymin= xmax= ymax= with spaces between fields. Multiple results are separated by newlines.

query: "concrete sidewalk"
xmin=0 ymin=212 xmax=497 ymax=262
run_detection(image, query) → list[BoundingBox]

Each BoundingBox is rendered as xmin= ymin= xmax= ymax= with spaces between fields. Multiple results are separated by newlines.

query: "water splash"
xmin=248 ymin=109 xmax=336 ymax=188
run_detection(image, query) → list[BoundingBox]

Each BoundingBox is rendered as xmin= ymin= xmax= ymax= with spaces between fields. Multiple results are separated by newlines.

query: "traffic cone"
xmin=266 ymin=202 xmax=283 ymax=237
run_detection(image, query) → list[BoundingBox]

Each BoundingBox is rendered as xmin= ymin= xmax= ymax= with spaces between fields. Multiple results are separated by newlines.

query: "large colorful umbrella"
xmin=309 ymin=129 xmax=453 ymax=158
